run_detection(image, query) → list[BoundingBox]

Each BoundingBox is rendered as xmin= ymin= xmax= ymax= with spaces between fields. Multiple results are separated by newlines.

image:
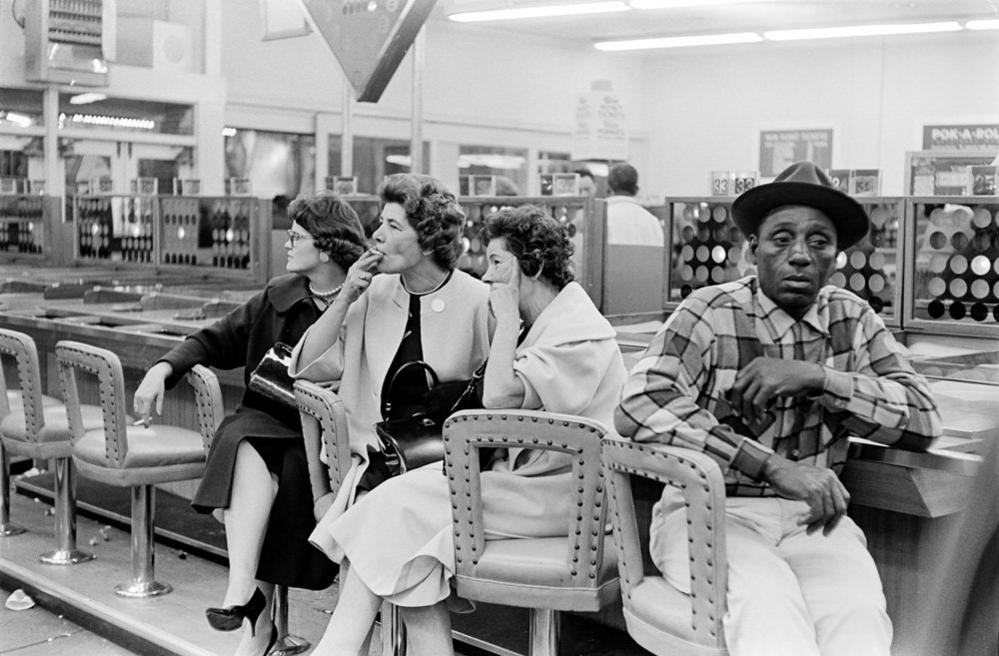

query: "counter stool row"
xmin=0 ymin=330 xmax=312 ymax=655
xmin=1 ymin=326 xmax=733 ymax=656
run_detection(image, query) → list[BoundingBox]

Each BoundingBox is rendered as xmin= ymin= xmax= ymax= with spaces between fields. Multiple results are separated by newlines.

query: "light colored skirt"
xmin=309 ymin=461 xmax=572 ymax=607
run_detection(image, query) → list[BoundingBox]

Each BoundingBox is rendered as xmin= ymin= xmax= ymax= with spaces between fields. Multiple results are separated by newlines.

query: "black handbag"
xmin=247 ymin=342 xmax=296 ymax=409
xmin=374 ymin=360 xmax=485 ymax=478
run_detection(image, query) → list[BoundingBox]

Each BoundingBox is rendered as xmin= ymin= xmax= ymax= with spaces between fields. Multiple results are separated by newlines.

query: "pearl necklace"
xmin=308 ymin=281 xmax=344 ymax=300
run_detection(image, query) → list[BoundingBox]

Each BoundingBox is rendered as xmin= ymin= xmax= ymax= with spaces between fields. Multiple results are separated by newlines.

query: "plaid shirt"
xmin=615 ymin=276 xmax=942 ymax=496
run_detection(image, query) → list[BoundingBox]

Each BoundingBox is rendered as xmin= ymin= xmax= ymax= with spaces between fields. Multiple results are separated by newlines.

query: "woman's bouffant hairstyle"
xmin=288 ymin=191 xmax=367 ymax=269
xmin=483 ymin=205 xmax=575 ymax=289
xmin=378 ymin=174 xmax=465 ymax=270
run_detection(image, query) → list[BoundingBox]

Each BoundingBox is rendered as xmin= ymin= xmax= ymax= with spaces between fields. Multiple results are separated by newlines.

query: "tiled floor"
xmin=0 ymin=490 xmax=343 ymax=656
xmin=1 ymin=587 xmax=140 ymax=655
xmin=0 ymin=487 xmax=642 ymax=656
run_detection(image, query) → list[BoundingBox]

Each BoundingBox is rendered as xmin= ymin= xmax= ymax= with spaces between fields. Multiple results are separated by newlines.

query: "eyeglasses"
xmin=287 ymin=230 xmax=314 ymax=246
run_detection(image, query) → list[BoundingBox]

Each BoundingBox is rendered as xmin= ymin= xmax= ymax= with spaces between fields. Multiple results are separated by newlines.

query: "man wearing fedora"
xmin=616 ymin=161 xmax=941 ymax=655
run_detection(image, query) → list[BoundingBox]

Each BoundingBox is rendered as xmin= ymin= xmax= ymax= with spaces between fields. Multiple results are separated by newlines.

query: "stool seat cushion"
xmin=6 ymin=391 xmax=61 ymax=408
xmin=0 ymin=403 xmax=106 ymax=459
xmin=455 ymin=536 xmax=619 ymax=612
xmin=72 ymin=424 xmax=205 ymax=487
xmin=623 ymin=576 xmax=727 ymax=655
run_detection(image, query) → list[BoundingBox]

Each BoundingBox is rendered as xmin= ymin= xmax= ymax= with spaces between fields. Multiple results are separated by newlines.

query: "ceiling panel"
xmin=433 ymin=0 xmax=998 ymax=43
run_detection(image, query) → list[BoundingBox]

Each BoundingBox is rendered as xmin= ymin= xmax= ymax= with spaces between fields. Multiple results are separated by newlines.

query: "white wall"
xmin=219 ymin=7 xmax=650 ymax=192
xmin=622 ymin=31 xmax=999 ymax=197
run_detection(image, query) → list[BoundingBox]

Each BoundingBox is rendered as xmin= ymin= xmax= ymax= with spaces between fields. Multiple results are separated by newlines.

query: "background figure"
xmin=574 ymin=168 xmax=598 ymax=197
xmin=494 ymin=175 xmax=521 ymax=196
xmin=605 ymin=162 xmax=664 ymax=246
xmin=133 ymin=192 xmax=366 ymax=656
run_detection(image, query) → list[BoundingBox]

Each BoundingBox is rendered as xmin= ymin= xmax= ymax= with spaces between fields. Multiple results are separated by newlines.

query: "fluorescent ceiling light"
xmin=629 ymin=0 xmax=760 ymax=8
xmin=966 ymin=19 xmax=999 ymax=30
xmin=0 ymin=111 xmax=33 ymax=128
xmin=69 ymin=93 xmax=107 ymax=105
xmin=596 ymin=31 xmax=762 ymax=50
xmin=449 ymin=1 xmax=628 ymax=22
xmin=763 ymin=21 xmax=962 ymax=41
xmin=222 ymin=127 xmax=237 ymax=137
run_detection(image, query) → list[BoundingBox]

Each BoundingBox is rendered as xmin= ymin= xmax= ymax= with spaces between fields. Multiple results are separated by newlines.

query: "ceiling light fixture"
xmin=763 ymin=21 xmax=962 ymax=41
xmin=595 ymin=31 xmax=762 ymax=51
xmin=628 ymin=0 xmax=761 ymax=9
xmin=965 ymin=19 xmax=999 ymax=30
xmin=69 ymin=93 xmax=107 ymax=105
xmin=448 ymin=1 xmax=628 ymax=22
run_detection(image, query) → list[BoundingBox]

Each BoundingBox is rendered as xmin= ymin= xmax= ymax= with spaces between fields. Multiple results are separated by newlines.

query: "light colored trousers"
xmin=651 ymin=491 xmax=892 ymax=656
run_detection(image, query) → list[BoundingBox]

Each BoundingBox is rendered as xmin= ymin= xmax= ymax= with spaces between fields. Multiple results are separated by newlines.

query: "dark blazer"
xmin=159 ymin=273 xmax=336 ymax=588
xmin=160 ymin=273 xmax=319 ymax=429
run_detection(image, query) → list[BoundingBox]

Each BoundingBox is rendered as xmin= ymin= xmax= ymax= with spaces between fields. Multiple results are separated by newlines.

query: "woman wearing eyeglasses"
xmin=133 ymin=192 xmax=367 ymax=656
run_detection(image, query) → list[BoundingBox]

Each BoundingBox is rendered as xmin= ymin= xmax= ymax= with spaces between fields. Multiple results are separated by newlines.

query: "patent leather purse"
xmin=374 ymin=360 xmax=485 ymax=478
xmin=247 ymin=342 xmax=297 ymax=409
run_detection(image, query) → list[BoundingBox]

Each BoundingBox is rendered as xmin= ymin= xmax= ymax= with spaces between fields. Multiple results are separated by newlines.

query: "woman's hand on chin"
xmin=488 ymin=260 xmax=520 ymax=322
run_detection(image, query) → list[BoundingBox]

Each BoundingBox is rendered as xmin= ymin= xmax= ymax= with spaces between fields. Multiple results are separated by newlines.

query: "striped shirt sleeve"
xmin=819 ymin=305 xmax=941 ymax=451
xmin=614 ymin=300 xmax=774 ymax=478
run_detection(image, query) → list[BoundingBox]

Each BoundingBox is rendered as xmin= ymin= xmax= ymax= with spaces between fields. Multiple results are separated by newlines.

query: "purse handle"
xmin=381 ymin=360 xmax=440 ymax=419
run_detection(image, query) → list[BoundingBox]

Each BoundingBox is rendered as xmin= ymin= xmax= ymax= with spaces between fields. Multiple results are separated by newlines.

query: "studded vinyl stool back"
xmin=444 ymin=409 xmax=619 ymax=656
xmin=601 ymin=438 xmax=729 ymax=656
xmin=0 ymin=328 xmax=95 ymax=564
xmin=55 ymin=340 xmax=208 ymax=597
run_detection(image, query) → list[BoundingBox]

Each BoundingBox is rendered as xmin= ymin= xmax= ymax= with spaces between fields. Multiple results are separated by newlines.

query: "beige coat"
xmin=290 ymin=269 xmax=491 ymax=516
xmin=307 ymin=281 xmax=627 ymax=607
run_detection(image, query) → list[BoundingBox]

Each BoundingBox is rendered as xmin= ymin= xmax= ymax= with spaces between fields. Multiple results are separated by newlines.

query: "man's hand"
xmin=729 ymin=357 xmax=825 ymax=426
xmin=762 ymin=453 xmax=850 ymax=535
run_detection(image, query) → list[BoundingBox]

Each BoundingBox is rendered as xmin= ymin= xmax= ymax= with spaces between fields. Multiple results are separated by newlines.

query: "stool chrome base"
xmin=0 ymin=523 xmax=26 ymax=537
xmin=114 ymin=580 xmax=172 ymax=598
xmin=269 ymin=634 xmax=310 ymax=656
xmin=40 ymin=548 xmax=95 ymax=565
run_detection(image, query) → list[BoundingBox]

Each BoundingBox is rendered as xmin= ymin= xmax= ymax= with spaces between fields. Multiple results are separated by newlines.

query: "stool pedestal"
xmin=114 ymin=485 xmax=171 ymax=598
xmin=39 ymin=458 xmax=93 ymax=565
xmin=270 ymin=584 xmax=310 ymax=655
xmin=0 ymin=443 xmax=26 ymax=537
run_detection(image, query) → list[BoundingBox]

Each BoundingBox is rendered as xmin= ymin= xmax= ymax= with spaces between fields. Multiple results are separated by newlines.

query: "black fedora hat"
xmin=731 ymin=161 xmax=869 ymax=249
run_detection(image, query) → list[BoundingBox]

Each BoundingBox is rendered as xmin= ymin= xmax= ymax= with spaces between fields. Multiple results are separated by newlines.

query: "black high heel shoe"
xmin=205 ymin=587 xmax=267 ymax=634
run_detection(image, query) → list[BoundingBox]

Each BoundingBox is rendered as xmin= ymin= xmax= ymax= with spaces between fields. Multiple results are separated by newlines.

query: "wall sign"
xmin=759 ymin=129 xmax=833 ymax=178
xmin=571 ymin=91 xmax=628 ymax=161
xmin=923 ymin=124 xmax=999 ymax=152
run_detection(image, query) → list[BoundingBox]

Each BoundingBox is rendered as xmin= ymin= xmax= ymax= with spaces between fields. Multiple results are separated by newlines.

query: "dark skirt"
xmin=192 ymin=406 xmax=337 ymax=590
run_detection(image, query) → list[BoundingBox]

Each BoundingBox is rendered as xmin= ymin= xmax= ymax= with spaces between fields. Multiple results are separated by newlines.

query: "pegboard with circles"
xmin=72 ymin=195 xmax=268 ymax=282
xmin=907 ymin=197 xmax=999 ymax=331
xmin=666 ymin=197 xmax=904 ymax=325
xmin=0 ymin=195 xmax=48 ymax=258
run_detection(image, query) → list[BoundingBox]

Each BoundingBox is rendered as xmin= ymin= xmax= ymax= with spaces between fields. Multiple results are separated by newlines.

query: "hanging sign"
xmin=759 ymin=129 xmax=833 ymax=178
xmin=571 ymin=91 xmax=628 ymax=161
xmin=922 ymin=124 xmax=999 ymax=152
xmin=299 ymin=0 xmax=437 ymax=103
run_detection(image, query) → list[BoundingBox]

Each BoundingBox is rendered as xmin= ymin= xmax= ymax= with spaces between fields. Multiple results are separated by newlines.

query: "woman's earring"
xmin=319 ymin=252 xmax=330 ymax=263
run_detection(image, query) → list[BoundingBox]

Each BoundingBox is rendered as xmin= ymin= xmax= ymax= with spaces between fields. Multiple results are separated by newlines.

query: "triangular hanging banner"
xmin=300 ymin=0 xmax=437 ymax=103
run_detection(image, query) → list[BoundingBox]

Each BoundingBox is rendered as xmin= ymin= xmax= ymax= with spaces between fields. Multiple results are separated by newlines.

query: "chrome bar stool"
xmin=55 ymin=340 xmax=211 ymax=597
xmin=0 ymin=328 xmax=98 ymax=563
xmin=444 ymin=410 xmax=619 ymax=656
xmin=601 ymin=437 xmax=729 ymax=656
xmin=271 ymin=584 xmax=310 ymax=656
